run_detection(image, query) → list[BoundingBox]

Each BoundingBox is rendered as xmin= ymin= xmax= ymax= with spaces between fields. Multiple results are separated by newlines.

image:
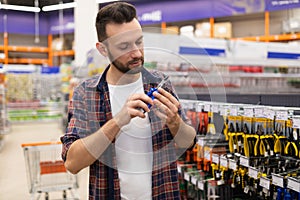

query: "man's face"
xmin=104 ymin=19 xmax=144 ymax=74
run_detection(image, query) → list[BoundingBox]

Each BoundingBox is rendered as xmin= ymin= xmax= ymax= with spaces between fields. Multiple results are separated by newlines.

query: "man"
xmin=61 ymin=2 xmax=196 ymax=199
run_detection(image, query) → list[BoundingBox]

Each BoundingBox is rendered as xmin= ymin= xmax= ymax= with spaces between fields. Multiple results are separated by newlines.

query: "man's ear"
xmin=96 ymin=42 xmax=108 ymax=57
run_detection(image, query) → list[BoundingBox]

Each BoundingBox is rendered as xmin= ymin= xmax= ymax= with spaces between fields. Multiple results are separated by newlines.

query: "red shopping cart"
xmin=21 ymin=141 xmax=79 ymax=200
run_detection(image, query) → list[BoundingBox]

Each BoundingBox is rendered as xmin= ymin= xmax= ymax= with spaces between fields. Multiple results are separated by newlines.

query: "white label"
xmin=184 ymin=173 xmax=190 ymax=181
xmin=198 ymin=181 xmax=204 ymax=190
xmin=204 ymin=104 xmax=210 ymax=112
xmin=239 ymin=156 xmax=249 ymax=167
xmin=212 ymin=154 xmax=219 ymax=164
xmin=272 ymin=174 xmax=284 ymax=188
xmin=248 ymin=167 xmax=258 ymax=179
xmin=293 ymin=117 xmax=300 ymax=129
xmin=196 ymin=104 xmax=203 ymax=112
xmin=230 ymin=107 xmax=238 ymax=116
xmin=220 ymin=107 xmax=228 ymax=116
xmin=220 ymin=156 xmax=228 ymax=168
xmin=229 ymin=159 xmax=237 ymax=170
xmin=197 ymin=138 xmax=205 ymax=147
xmin=212 ymin=105 xmax=219 ymax=113
xmin=276 ymin=110 xmax=288 ymax=121
xmin=205 ymin=150 xmax=211 ymax=161
xmin=244 ymin=108 xmax=254 ymax=117
xmin=177 ymin=166 xmax=182 ymax=173
xmin=267 ymin=109 xmax=275 ymax=120
xmin=288 ymin=178 xmax=300 ymax=193
xmin=191 ymin=176 xmax=198 ymax=185
xmin=260 ymin=177 xmax=270 ymax=190
xmin=254 ymin=108 xmax=264 ymax=118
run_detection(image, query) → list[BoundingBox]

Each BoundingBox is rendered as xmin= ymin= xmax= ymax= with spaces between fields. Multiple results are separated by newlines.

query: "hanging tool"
xmin=284 ymin=127 xmax=298 ymax=157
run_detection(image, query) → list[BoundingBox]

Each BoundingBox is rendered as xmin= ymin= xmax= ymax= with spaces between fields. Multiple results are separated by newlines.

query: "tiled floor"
xmin=0 ymin=121 xmax=88 ymax=200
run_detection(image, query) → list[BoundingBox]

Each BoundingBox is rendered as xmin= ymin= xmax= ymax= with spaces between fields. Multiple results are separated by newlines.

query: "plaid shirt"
xmin=61 ymin=66 xmax=189 ymax=200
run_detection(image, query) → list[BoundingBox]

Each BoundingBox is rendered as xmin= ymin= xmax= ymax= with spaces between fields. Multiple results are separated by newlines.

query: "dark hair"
xmin=95 ymin=2 xmax=137 ymax=42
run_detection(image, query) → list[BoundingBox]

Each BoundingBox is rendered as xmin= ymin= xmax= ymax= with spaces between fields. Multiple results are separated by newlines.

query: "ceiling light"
xmin=0 ymin=3 xmax=40 ymax=12
xmin=97 ymin=0 xmax=120 ymax=4
xmin=42 ymin=2 xmax=77 ymax=12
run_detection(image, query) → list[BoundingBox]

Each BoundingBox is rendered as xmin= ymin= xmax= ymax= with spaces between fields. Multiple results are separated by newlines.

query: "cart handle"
xmin=21 ymin=141 xmax=61 ymax=147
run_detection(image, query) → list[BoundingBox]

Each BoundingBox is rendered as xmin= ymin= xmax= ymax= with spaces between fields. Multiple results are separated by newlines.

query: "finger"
xmin=156 ymin=88 xmax=180 ymax=107
xmin=153 ymin=90 xmax=178 ymax=113
xmin=128 ymin=99 xmax=151 ymax=114
xmin=129 ymin=93 xmax=153 ymax=107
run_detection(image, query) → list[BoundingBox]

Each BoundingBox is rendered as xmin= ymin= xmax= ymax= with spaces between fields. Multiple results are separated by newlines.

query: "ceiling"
xmin=1 ymin=0 xmax=75 ymax=7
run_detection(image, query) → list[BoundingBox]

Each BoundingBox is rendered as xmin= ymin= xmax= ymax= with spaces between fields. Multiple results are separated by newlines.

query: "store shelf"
xmin=7 ymin=58 xmax=48 ymax=65
xmin=0 ymin=46 xmax=4 ymax=51
xmin=7 ymin=46 xmax=49 ymax=53
xmin=237 ymin=33 xmax=300 ymax=42
xmin=52 ymin=50 xmax=75 ymax=57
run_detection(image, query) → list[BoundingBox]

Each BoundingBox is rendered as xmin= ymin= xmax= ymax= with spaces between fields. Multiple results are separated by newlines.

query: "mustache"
xmin=128 ymin=58 xmax=143 ymax=65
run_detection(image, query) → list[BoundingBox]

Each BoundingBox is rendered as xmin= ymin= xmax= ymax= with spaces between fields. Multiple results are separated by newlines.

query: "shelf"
xmin=52 ymin=50 xmax=75 ymax=56
xmin=7 ymin=58 xmax=48 ymax=65
xmin=7 ymin=46 xmax=49 ymax=53
xmin=236 ymin=33 xmax=300 ymax=42
xmin=0 ymin=46 xmax=4 ymax=51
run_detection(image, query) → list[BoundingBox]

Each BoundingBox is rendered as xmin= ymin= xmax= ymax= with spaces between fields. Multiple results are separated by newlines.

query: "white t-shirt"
xmin=108 ymin=74 xmax=153 ymax=200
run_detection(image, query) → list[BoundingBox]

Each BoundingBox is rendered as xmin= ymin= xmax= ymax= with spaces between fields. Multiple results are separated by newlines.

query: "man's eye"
xmin=118 ymin=44 xmax=128 ymax=50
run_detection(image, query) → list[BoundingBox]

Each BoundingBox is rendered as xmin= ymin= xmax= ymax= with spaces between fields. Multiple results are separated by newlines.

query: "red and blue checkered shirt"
xmin=61 ymin=66 xmax=190 ymax=200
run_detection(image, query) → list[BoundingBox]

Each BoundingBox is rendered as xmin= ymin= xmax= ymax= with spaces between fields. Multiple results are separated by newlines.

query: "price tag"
xmin=184 ymin=173 xmax=190 ymax=182
xmin=197 ymin=138 xmax=205 ymax=147
xmin=212 ymin=154 xmax=219 ymax=164
xmin=196 ymin=103 xmax=203 ymax=112
xmin=287 ymin=177 xmax=300 ymax=193
xmin=229 ymin=159 xmax=237 ymax=170
xmin=191 ymin=176 xmax=198 ymax=185
xmin=272 ymin=174 xmax=284 ymax=188
xmin=230 ymin=106 xmax=238 ymax=116
xmin=293 ymin=116 xmax=300 ymax=129
xmin=177 ymin=165 xmax=182 ymax=174
xmin=254 ymin=107 xmax=264 ymax=118
xmin=266 ymin=108 xmax=275 ymax=120
xmin=260 ymin=177 xmax=270 ymax=190
xmin=219 ymin=106 xmax=228 ymax=116
xmin=212 ymin=104 xmax=219 ymax=113
xmin=204 ymin=104 xmax=211 ymax=112
xmin=244 ymin=108 xmax=254 ymax=117
xmin=239 ymin=156 xmax=249 ymax=167
xmin=248 ymin=167 xmax=258 ymax=179
xmin=220 ymin=156 xmax=228 ymax=168
xmin=198 ymin=180 xmax=204 ymax=190
xmin=204 ymin=150 xmax=211 ymax=161
xmin=276 ymin=110 xmax=288 ymax=121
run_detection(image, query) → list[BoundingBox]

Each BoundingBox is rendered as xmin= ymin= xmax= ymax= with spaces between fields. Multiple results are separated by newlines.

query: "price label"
xmin=287 ymin=177 xmax=300 ymax=193
xmin=272 ymin=174 xmax=284 ymax=188
xmin=212 ymin=104 xmax=219 ymax=113
xmin=191 ymin=176 xmax=198 ymax=185
xmin=244 ymin=108 xmax=254 ymax=117
xmin=229 ymin=159 xmax=237 ymax=170
xmin=293 ymin=116 xmax=300 ymax=129
xmin=184 ymin=173 xmax=190 ymax=182
xmin=177 ymin=165 xmax=182 ymax=174
xmin=204 ymin=104 xmax=211 ymax=112
xmin=239 ymin=156 xmax=249 ymax=167
xmin=266 ymin=108 xmax=275 ymax=120
xmin=254 ymin=107 xmax=264 ymax=118
xmin=196 ymin=103 xmax=203 ymax=112
xmin=230 ymin=106 xmax=238 ymax=116
xmin=248 ymin=167 xmax=258 ymax=179
xmin=212 ymin=154 xmax=219 ymax=164
xmin=220 ymin=156 xmax=228 ymax=168
xmin=198 ymin=181 xmax=204 ymax=190
xmin=204 ymin=150 xmax=211 ymax=161
xmin=219 ymin=107 xmax=228 ymax=116
xmin=197 ymin=138 xmax=205 ymax=147
xmin=260 ymin=177 xmax=270 ymax=190
xmin=276 ymin=110 xmax=288 ymax=121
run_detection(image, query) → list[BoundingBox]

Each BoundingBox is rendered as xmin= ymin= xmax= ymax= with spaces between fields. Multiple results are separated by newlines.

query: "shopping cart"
xmin=21 ymin=141 xmax=79 ymax=200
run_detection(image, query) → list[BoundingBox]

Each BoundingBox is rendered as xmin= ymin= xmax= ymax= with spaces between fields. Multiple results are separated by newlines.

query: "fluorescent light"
xmin=42 ymin=2 xmax=76 ymax=12
xmin=0 ymin=3 xmax=40 ymax=12
xmin=97 ymin=0 xmax=120 ymax=3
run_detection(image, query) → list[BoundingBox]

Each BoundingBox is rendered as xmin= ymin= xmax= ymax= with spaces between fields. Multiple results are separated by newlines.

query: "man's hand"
xmin=152 ymin=88 xmax=181 ymax=130
xmin=114 ymin=93 xmax=153 ymax=127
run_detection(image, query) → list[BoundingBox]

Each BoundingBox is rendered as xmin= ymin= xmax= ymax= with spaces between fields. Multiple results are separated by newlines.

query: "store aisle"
xmin=0 ymin=121 xmax=88 ymax=200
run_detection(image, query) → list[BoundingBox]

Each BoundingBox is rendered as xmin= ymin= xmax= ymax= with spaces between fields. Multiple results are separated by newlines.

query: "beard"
xmin=108 ymin=51 xmax=144 ymax=74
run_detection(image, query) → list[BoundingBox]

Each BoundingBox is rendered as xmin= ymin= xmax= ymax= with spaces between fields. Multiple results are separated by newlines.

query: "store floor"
xmin=0 ymin=121 xmax=89 ymax=200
